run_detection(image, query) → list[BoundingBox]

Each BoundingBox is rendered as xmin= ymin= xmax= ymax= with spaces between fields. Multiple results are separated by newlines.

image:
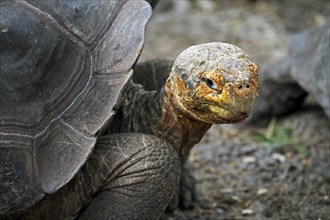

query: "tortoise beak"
xmin=208 ymin=77 xmax=259 ymax=123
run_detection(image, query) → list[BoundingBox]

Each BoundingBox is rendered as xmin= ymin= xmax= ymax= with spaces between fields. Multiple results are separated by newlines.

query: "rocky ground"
xmin=139 ymin=0 xmax=330 ymax=219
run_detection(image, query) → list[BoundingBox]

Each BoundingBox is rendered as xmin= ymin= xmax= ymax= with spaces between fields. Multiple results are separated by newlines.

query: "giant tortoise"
xmin=0 ymin=0 xmax=258 ymax=219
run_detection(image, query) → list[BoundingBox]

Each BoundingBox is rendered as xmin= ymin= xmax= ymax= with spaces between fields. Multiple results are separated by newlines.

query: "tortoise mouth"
xmin=217 ymin=111 xmax=249 ymax=123
xmin=183 ymin=102 xmax=251 ymax=124
xmin=208 ymin=105 xmax=250 ymax=123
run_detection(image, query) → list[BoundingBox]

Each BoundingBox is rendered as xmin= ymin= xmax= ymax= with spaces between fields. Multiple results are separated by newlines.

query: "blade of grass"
xmin=252 ymin=118 xmax=308 ymax=156
xmin=265 ymin=117 xmax=277 ymax=139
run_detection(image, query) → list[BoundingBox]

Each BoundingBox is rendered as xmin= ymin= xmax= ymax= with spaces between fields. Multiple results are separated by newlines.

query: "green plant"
xmin=253 ymin=118 xmax=308 ymax=156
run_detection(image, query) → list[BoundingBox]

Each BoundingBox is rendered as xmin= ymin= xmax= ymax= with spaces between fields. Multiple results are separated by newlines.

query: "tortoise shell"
xmin=0 ymin=0 xmax=151 ymax=215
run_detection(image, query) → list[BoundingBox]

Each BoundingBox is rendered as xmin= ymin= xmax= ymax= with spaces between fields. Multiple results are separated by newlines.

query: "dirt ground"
xmin=139 ymin=0 xmax=330 ymax=219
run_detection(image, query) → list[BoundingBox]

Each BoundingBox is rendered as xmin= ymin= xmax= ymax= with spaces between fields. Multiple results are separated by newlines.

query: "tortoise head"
xmin=166 ymin=42 xmax=259 ymax=124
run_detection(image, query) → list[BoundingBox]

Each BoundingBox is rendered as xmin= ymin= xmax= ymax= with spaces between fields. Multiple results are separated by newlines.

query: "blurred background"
xmin=139 ymin=0 xmax=329 ymax=219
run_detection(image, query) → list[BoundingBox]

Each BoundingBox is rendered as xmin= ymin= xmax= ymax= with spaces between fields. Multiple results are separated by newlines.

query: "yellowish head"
xmin=166 ymin=42 xmax=259 ymax=124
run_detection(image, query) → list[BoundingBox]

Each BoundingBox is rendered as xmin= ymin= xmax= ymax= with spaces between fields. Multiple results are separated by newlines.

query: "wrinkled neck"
xmin=151 ymin=77 xmax=212 ymax=155
xmin=108 ymin=79 xmax=212 ymax=156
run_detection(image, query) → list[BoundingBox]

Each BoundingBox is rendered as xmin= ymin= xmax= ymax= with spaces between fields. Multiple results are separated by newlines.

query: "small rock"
xmin=215 ymin=207 xmax=225 ymax=214
xmin=242 ymin=156 xmax=256 ymax=163
xmin=257 ymin=188 xmax=269 ymax=196
xmin=242 ymin=209 xmax=254 ymax=215
xmin=220 ymin=188 xmax=234 ymax=193
xmin=231 ymin=195 xmax=242 ymax=203
xmin=272 ymin=153 xmax=286 ymax=162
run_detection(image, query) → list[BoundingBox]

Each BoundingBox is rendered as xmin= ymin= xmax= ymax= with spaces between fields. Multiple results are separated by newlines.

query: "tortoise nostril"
xmin=236 ymin=82 xmax=250 ymax=91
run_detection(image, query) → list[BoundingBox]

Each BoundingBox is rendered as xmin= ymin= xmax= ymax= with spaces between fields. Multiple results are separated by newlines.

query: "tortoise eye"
xmin=204 ymin=77 xmax=217 ymax=90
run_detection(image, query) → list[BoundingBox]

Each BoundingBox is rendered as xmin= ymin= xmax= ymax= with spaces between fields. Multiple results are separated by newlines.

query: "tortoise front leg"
xmin=78 ymin=133 xmax=180 ymax=220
